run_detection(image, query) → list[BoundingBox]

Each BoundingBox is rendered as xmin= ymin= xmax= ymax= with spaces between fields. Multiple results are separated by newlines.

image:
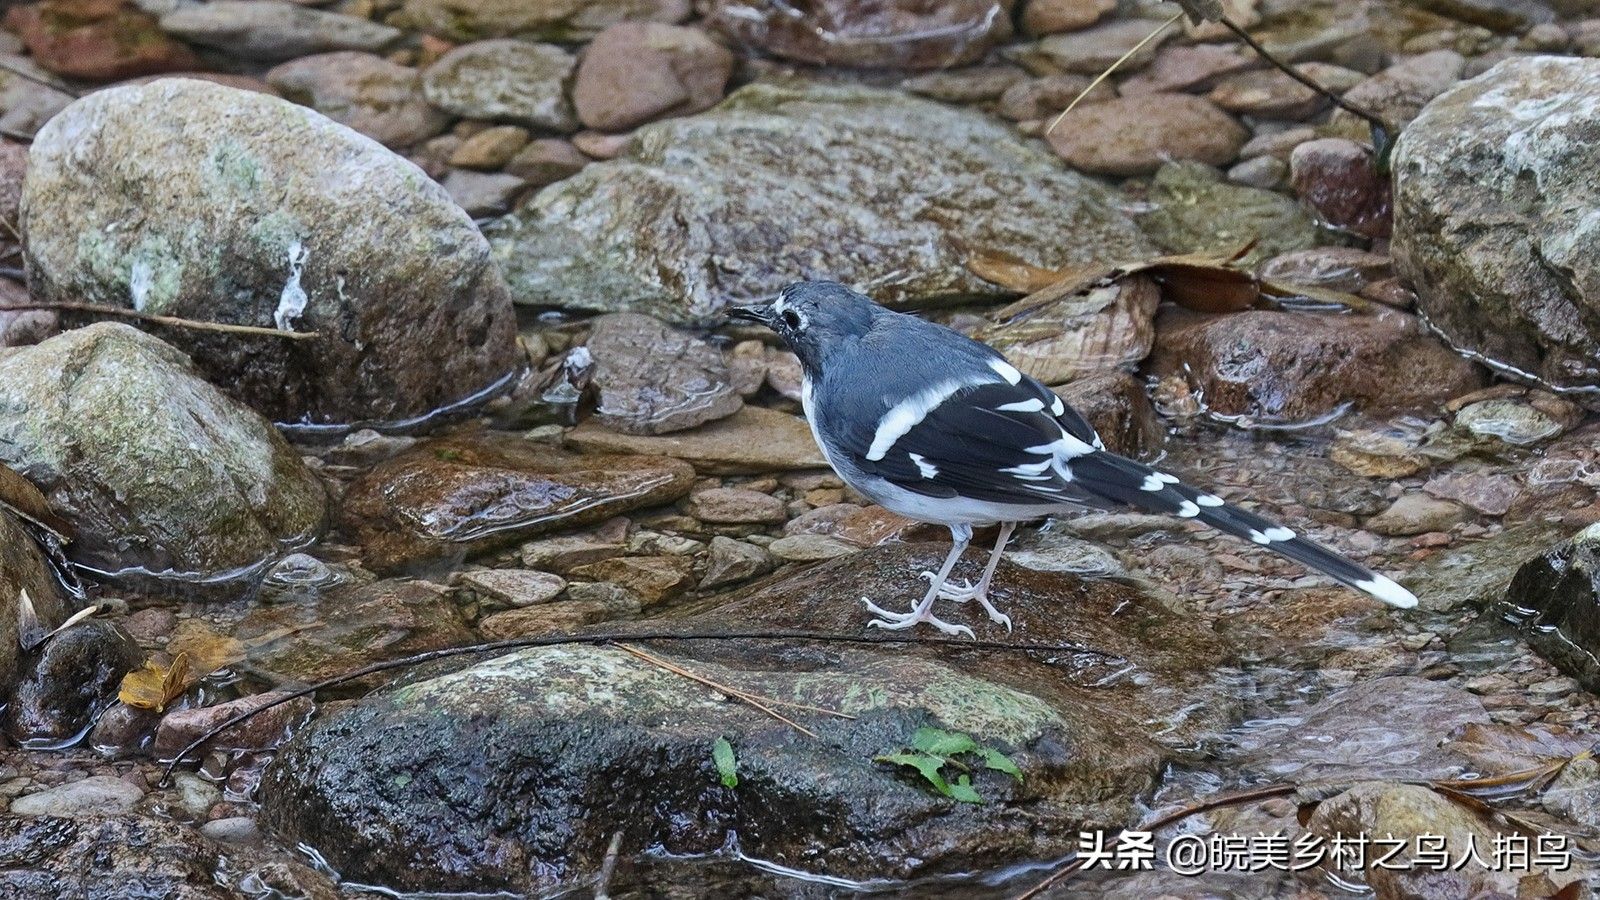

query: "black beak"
xmin=727 ymin=303 xmax=776 ymax=326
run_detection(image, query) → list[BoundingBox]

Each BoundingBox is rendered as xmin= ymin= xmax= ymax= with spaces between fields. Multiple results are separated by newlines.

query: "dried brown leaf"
xmin=0 ymin=463 xmax=71 ymax=543
xmin=118 ymin=651 xmax=192 ymax=712
xmin=168 ymin=621 xmax=245 ymax=675
xmin=966 ymin=249 xmax=1078 ymax=294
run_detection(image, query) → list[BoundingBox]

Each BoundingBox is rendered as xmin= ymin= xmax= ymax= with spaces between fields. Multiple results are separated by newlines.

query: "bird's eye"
xmin=782 ymin=310 xmax=802 ymax=329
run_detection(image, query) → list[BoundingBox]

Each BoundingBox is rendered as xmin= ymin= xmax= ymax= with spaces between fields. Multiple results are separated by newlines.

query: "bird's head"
xmin=728 ymin=281 xmax=878 ymax=375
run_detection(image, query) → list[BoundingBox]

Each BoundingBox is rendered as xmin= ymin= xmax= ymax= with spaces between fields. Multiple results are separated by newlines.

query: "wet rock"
xmin=1450 ymin=389 xmax=1585 ymax=448
xmin=4 ymin=0 xmax=197 ymax=81
xmin=1053 ymin=372 xmax=1165 ymax=459
xmin=159 ymin=0 xmax=401 ymax=61
xmin=1003 ymin=529 xmax=1123 ymax=577
xmin=1392 ymin=56 xmax=1600 ymax=392
xmin=1503 ymin=523 xmax=1600 ymax=693
xmin=1304 ymin=781 xmax=1583 ymax=898
xmin=4 ymin=621 xmax=141 ymax=747
xmin=568 ymin=555 xmax=693 ymax=604
xmin=1022 ymin=0 xmax=1115 ymax=35
xmin=706 ymin=0 xmax=1015 ymax=69
xmin=700 ymin=536 xmax=776 ymax=588
xmin=1119 ymin=44 xmax=1257 ymax=95
xmin=153 ymin=691 xmax=314 ymax=759
xmin=1290 ymin=137 xmax=1392 ymax=239
xmin=1226 ymin=155 xmax=1287 ymax=191
xmin=505 ymin=137 xmax=589 ymax=185
xmin=450 ymin=126 xmax=530 ymax=170
xmin=1365 ymin=493 xmax=1473 ymax=536
xmin=403 ymin=0 xmax=689 ymax=41
xmin=267 ymin=53 xmax=448 ymax=150
xmin=1408 ymin=521 xmax=1569 ymax=613
xmin=0 ymin=813 xmax=253 ymax=897
xmin=440 ymin=169 xmax=526 ymax=216
xmin=1259 ymin=248 xmax=1393 ymax=294
xmin=1423 ymin=471 xmax=1521 ymax=516
xmin=488 ymin=82 xmax=1153 ymax=324
xmin=87 ymin=702 xmax=160 ymax=758
xmin=1337 ymin=49 xmax=1466 ymax=129
xmin=902 ymin=66 xmax=1027 ymax=104
xmin=1046 ymin=94 xmax=1247 ymax=176
xmin=1136 ymin=161 xmax=1321 ymax=266
xmin=260 ymin=543 xmax=1235 ymax=893
xmin=995 ymin=73 xmax=1112 ymax=121
xmin=1033 ymin=19 xmax=1175 ymax=73
xmin=1405 ymin=0 xmax=1555 ymax=32
xmin=583 ymin=313 xmax=743 ymax=435
xmin=478 ymin=591 xmax=641 ymax=638
xmin=685 ymin=487 xmax=786 ymax=524
xmin=421 ymin=39 xmax=577 ymax=131
xmin=232 ymin=580 xmax=474 ymax=686
xmin=573 ymin=23 xmax=734 ymax=132
xmin=22 ymin=79 xmax=520 ymax=424
xmin=459 ymin=568 xmax=566 ymax=606
xmin=342 ymin=434 xmax=694 ymax=571
xmin=1542 ymin=754 xmax=1600 ymax=829
xmin=1148 ymin=308 xmax=1488 ymax=425
xmin=977 ymin=277 xmax=1158 ymax=386
xmin=1238 ymin=677 xmax=1488 ymax=781
xmin=0 ymin=54 xmax=73 ymax=138
xmin=201 ymin=816 xmax=263 ymax=845
xmin=567 ymin=405 xmax=826 ymax=474
xmin=520 ymin=525 xmax=629 ymax=573
xmin=1206 ymin=62 xmax=1364 ymax=119
xmin=10 ymin=775 xmax=143 ymax=817
xmin=0 ymin=324 xmax=327 ymax=581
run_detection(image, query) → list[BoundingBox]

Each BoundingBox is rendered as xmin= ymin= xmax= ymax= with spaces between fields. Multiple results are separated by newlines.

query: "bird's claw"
xmin=919 ymin=572 xmax=979 ymax=602
xmin=862 ymin=598 xmax=975 ymax=639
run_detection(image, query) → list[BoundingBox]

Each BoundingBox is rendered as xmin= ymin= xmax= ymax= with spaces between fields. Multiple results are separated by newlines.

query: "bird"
xmin=729 ymin=280 xmax=1418 ymax=638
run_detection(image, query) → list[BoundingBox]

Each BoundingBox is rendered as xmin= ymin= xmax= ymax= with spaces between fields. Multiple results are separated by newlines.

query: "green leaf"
xmin=912 ymin=726 xmax=979 ymax=759
xmin=977 ymin=747 xmax=1023 ymax=782
xmin=947 ymin=774 xmax=983 ymax=804
xmin=713 ymin=737 xmax=738 ymax=788
xmin=875 ymin=752 xmax=953 ymax=797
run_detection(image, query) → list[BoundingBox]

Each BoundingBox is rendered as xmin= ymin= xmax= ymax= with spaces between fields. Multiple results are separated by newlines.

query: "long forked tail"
xmin=1068 ymin=451 xmax=1418 ymax=609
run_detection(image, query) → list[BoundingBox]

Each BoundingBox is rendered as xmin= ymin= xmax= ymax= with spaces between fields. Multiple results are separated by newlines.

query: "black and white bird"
xmin=731 ymin=281 xmax=1417 ymax=638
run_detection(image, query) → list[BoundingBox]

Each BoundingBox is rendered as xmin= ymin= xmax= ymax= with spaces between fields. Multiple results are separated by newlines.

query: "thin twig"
xmin=2 ymin=302 xmax=320 ymax=341
xmin=594 ymin=830 xmax=625 ymax=900
xmin=156 ymin=628 xmax=1121 ymax=786
xmin=615 ymin=642 xmax=818 ymax=737
xmin=1047 ymin=12 xmax=1184 ymax=137
xmin=1013 ymin=783 xmax=1297 ymax=899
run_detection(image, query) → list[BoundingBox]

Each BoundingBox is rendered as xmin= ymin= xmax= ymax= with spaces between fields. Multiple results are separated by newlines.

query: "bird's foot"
xmin=862 ymin=598 xmax=975 ymax=639
xmin=917 ymin=573 xmax=1012 ymax=631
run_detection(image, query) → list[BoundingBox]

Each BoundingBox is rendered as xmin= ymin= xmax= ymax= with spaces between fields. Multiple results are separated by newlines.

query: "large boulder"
xmin=20 ymin=78 xmax=520 ymax=425
xmin=487 ymin=82 xmax=1154 ymax=325
xmin=1503 ymin=523 xmax=1600 ymax=692
xmin=260 ymin=543 xmax=1236 ymax=894
xmin=1392 ymin=56 xmax=1600 ymax=392
xmin=0 ymin=323 xmax=328 ymax=582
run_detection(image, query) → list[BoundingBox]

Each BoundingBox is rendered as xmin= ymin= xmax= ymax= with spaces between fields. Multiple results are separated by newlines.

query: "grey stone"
xmin=11 ymin=775 xmax=143 ymax=816
xmin=267 ymin=52 xmax=449 ymax=149
xmin=422 ymin=40 xmax=577 ymax=131
xmin=584 ymin=313 xmax=742 ymax=435
xmin=699 ymin=536 xmax=775 ymax=588
xmin=403 ymin=0 xmax=690 ymax=42
xmin=159 ymin=0 xmax=401 ymax=61
xmin=440 ymin=169 xmax=527 ymax=216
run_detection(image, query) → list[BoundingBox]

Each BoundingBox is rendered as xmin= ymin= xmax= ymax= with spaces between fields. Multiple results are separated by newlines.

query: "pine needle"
xmin=1046 ymin=11 xmax=1185 ymax=138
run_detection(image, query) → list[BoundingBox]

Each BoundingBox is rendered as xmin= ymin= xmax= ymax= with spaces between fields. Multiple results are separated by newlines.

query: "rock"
xmin=488 ymin=82 xmax=1153 ymax=324
xmin=700 ymin=536 xmax=775 ymax=588
xmin=567 ymin=405 xmax=827 ymax=474
xmin=1003 ymin=530 xmax=1123 ymax=577
xmin=902 ymin=66 xmax=1027 ymax=104
xmin=0 ymin=511 xmax=69 ymax=700
xmin=403 ymin=0 xmax=689 ymax=41
xmin=3 ymin=621 xmax=141 ymax=747
xmin=478 ymin=593 xmax=640 ymax=638
xmin=573 ymin=22 xmax=734 ymax=132
xmin=1407 ymin=521 xmax=1569 ymax=613
xmin=568 ymin=555 xmax=693 ymax=604
xmin=1206 ymin=62 xmax=1364 ymax=118
xmin=1365 ymin=493 xmax=1473 ymax=536
xmin=1403 ymin=0 xmax=1555 ymax=32
xmin=449 ymin=125 xmax=529 ymax=169
xmin=1452 ymin=391 xmax=1583 ymax=448
xmin=260 ymin=543 xmax=1235 ymax=893
xmin=1258 ymin=247 xmax=1393 ymax=294
xmin=4 ymin=0 xmax=197 ymax=81
xmin=0 ymin=324 xmax=327 ymax=581
xmin=1290 ymin=137 xmax=1392 ymax=239
xmin=1033 ymin=20 xmax=1175 ymax=73
xmin=440 ymin=169 xmax=526 ymax=216
xmin=1392 ymin=56 xmax=1600 ymax=392
xmin=765 ymin=533 xmax=861 ymax=561
xmin=22 ymin=79 xmax=520 ymax=424
xmin=521 ymin=527 xmax=628 ymax=573
xmin=976 ymin=276 xmax=1158 ymax=386
xmin=1305 ymin=782 xmax=1583 ymax=898
xmin=1337 ymin=49 xmax=1466 ymax=129
xmin=266 ymin=52 xmax=448 ymax=149
xmin=1237 ymin=677 xmax=1488 ymax=781
xmin=459 ymin=568 xmax=567 ymax=606
xmin=583 ymin=313 xmax=743 ymax=435
xmin=201 ymin=817 xmax=263 ymax=845
xmin=1135 ymin=161 xmax=1321 ymax=267
xmin=158 ymin=0 xmax=402 ymax=61
xmin=1022 ymin=0 xmax=1114 ymax=35
xmin=1148 ymin=308 xmax=1488 ymax=426
xmin=0 ymin=277 xmax=55 ymax=349
xmin=685 ymin=487 xmax=787 ymax=524
xmin=341 ymin=434 xmax=694 ymax=571
xmin=1503 ymin=523 xmax=1600 ymax=693
xmin=11 ymin=776 xmax=143 ymax=817
xmin=505 ymin=137 xmax=589 ymax=185
xmin=0 ymin=54 xmax=73 ymax=138
xmin=1119 ymin=44 xmax=1258 ymax=95
xmin=995 ymin=73 xmax=1111 ymax=121
xmin=706 ymin=0 xmax=1015 ymax=69
xmin=1046 ymin=94 xmax=1247 ymax=176
xmin=86 ymin=702 xmax=160 ymax=757
xmin=1054 ymin=372 xmax=1165 ymax=459
xmin=152 ymin=691 xmax=314 ymax=759
xmin=167 ymin=772 xmax=220 ymax=821
xmin=1422 ymin=471 xmax=1521 ymax=516
xmin=421 ymin=40 xmax=577 ymax=131
xmin=230 ymin=580 xmax=474 ymax=686
xmin=1543 ymin=755 xmax=1600 ymax=829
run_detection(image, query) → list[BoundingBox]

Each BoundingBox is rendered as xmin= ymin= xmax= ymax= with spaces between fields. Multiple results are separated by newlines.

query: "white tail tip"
xmin=1356 ymin=574 xmax=1418 ymax=609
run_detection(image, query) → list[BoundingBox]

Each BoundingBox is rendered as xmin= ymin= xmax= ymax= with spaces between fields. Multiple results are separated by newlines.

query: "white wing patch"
xmin=988 ymin=359 xmax=1022 ymax=385
xmin=866 ymin=379 xmax=971 ymax=461
xmin=908 ymin=452 xmax=939 ymax=479
xmin=996 ymin=398 xmax=1046 ymax=413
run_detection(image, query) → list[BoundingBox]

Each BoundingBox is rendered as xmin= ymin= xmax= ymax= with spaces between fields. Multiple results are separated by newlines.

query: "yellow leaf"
xmin=168 ymin=620 xmax=244 ymax=676
xmin=117 ymin=651 xmax=192 ymax=712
